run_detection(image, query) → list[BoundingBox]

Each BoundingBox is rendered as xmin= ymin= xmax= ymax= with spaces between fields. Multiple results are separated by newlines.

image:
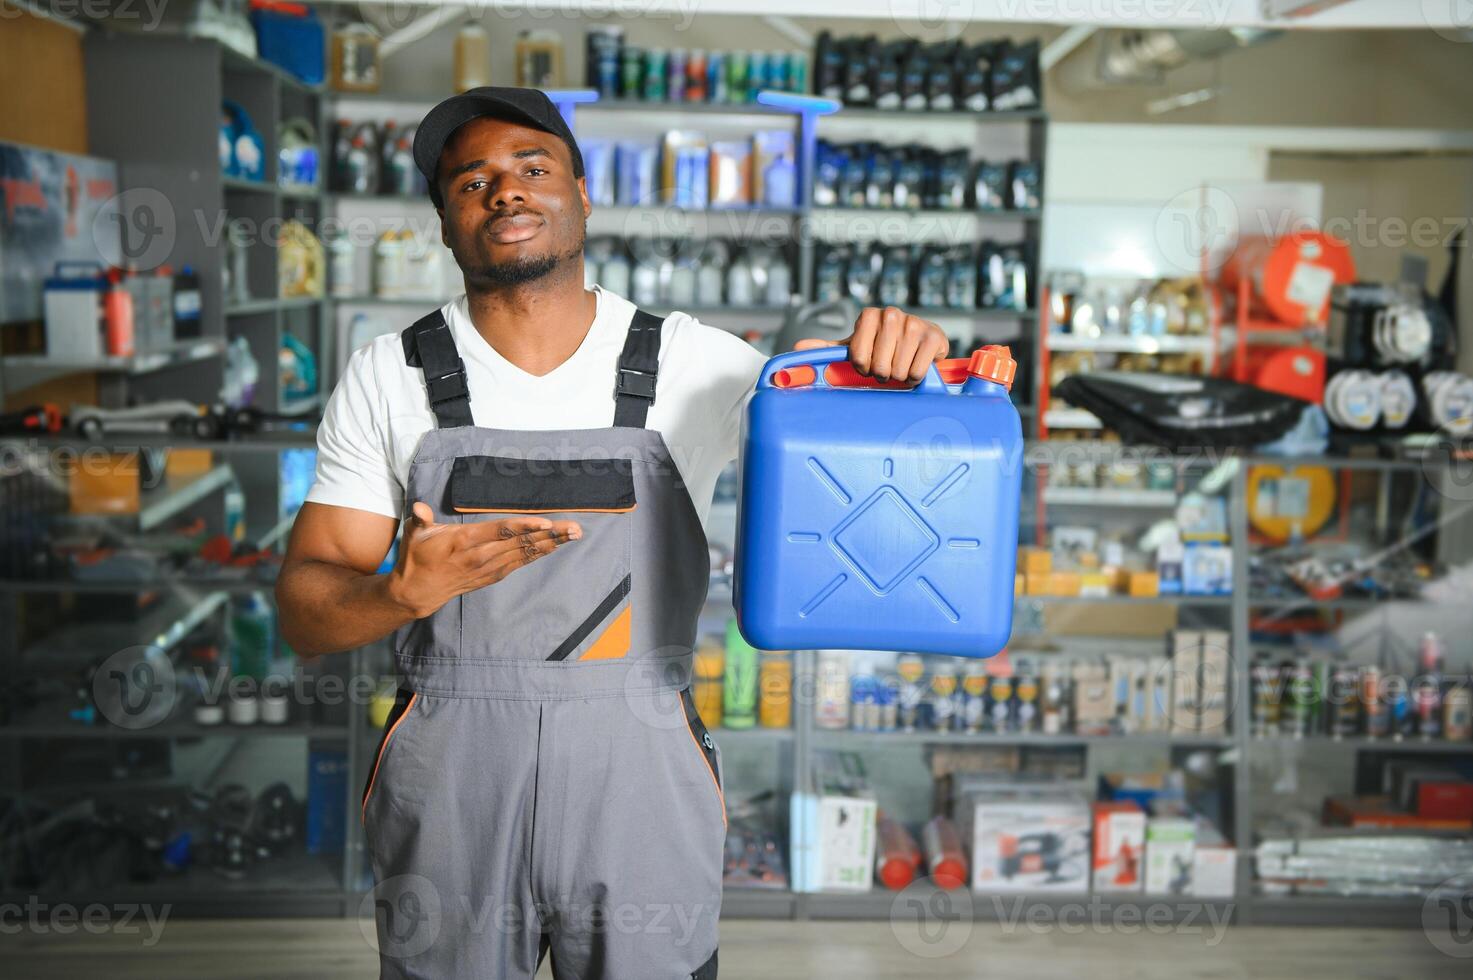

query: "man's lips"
xmin=485 ymin=212 xmax=543 ymax=244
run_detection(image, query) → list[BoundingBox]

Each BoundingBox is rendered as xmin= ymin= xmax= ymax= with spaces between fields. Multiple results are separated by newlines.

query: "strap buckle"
xmin=426 ymin=359 xmax=470 ymax=405
xmin=616 ymin=367 xmax=657 ymax=400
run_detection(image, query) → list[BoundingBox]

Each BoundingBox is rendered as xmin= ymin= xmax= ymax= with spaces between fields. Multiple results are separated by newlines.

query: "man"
xmin=277 ymin=88 xmax=950 ymax=979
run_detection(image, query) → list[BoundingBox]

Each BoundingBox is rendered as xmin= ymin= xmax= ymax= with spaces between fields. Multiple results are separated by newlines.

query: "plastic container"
xmin=735 ymin=345 xmax=1021 ymax=658
xmin=922 ymin=815 xmax=968 ymax=890
xmin=249 ymin=0 xmax=325 ymax=85
xmin=875 ymin=813 xmax=922 ymax=890
xmin=1221 ymin=231 xmax=1355 ymax=327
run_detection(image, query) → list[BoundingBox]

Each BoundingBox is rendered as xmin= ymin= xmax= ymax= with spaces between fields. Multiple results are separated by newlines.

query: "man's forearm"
xmin=276 ymin=560 xmax=420 ymax=657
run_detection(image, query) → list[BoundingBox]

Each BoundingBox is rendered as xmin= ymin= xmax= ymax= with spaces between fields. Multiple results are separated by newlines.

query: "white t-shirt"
xmin=305 ymin=287 xmax=769 ymax=524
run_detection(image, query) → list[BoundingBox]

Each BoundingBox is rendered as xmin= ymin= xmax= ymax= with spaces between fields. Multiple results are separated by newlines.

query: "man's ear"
xmin=438 ymin=206 xmax=449 ymax=249
xmin=578 ymin=176 xmax=591 ymax=219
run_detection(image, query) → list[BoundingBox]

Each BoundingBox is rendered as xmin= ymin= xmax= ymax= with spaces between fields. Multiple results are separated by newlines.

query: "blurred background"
xmin=1 ymin=0 xmax=1472 ymax=974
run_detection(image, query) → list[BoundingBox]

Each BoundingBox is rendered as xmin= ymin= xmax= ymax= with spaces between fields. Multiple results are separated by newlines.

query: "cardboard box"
xmin=1048 ymin=572 xmax=1082 ymax=597
xmin=1091 ymin=801 xmax=1146 ymax=892
xmin=1190 ymin=846 xmax=1237 ymax=898
xmin=1170 ymin=630 xmax=1231 ymax=735
xmin=1144 ymin=817 xmax=1196 ymax=895
xmin=961 ymin=794 xmax=1091 ymax=894
xmin=790 ymin=751 xmax=877 ymax=892
xmin=1073 ymin=662 xmax=1113 ymax=735
xmin=1021 ymin=547 xmax=1053 ymax=576
xmin=1128 ymin=571 xmax=1161 ymax=597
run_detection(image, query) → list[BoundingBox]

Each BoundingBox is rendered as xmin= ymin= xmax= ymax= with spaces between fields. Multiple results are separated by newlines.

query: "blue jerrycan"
xmin=735 ymin=345 xmax=1022 ymax=658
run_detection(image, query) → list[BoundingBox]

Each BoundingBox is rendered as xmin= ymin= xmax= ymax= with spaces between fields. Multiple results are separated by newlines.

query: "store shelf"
xmin=821 ymin=107 xmax=1048 ymax=123
xmin=1043 ymin=408 xmax=1104 ymax=430
xmin=138 ymin=463 xmax=234 ymax=530
xmin=1248 ymin=894 xmax=1429 ymax=928
xmin=219 ymin=42 xmax=324 ymax=94
xmin=223 ymin=176 xmax=275 ymax=195
xmin=279 ymin=183 xmax=322 ymax=200
xmin=330 ymin=294 xmax=447 ymax=306
xmin=1016 ymin=594 xmax=1233 ymax=606
xmin=4 ymin=430 xmax=318 ymax=452
xmin=1 ymin=338 xmax=226 ymax=374
xmin=722 ymin=887 xmax=797 ymax=919
xmin=0 ymin=853 xmax=344 ymax=914
xmin=1046 ymin=331 xmax=1233 ymax=354
xmin=1251 ymin=735 xmax=1473 ymax=754
xmin=803 ymin=886 xmax=1234 ymax=924
xmin=812 ymin=729 xmax=1231 ymax=749
xmin=226 ymin=296 xmax=321 ymax=316
xmin=712 ymin=726 xmax=794 ymax=744
xmin=19 ymin=590 xmax=229 ymax=667
xmin=810 ymin=207 xmax=1040 ymax=221
xmin=0 ymin=716 xmax=347 ymax=741
xmin=323 ymin=192 xmax=432 ymax=205
xmin=1041 ymin=486 xmax=1178 ymax=507
xmin=0 ymin=575 xmax=278 ymax=595
xmin=278 ymin=393 xmax=322 ymax=417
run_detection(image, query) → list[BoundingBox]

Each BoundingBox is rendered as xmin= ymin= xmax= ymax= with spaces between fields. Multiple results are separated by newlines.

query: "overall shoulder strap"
xmin=612 ymin=308 xmax=664 ymax=429
xmin=401 ymin=309 xmax=473 ymax=429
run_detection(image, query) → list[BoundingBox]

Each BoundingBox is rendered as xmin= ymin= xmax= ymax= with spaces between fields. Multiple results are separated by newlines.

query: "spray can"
xmin=707 ymin=51 xmax=727 ymax=103
xmin=1282 ymin=659 xmax=1314 ymax=739
xmin=930 ymin=662 xmax=958 ymax=733
xmin=693 ymin=640 xmax=725 ymax=729
xmin=1445 ymin=680 xmax=1472 ymax=741
xmin=851 ymin=669 xmax=879 ymax=732
xmin=667 ymin=49 xmax=687 ymax=102
xmin=988 ymin=673 xmax=1014 ymax=733
xmin=686 ymin=49 xmax=707 ymax=102
xmin=877 ymin=676 xmax=898 ymax=732
xmin=1328 ymin=664 xmax=1361 ymax=739
xmin=1041 ymin=663 xmax=1065 ymax=735
xmin=1362 ymin=665 xmax=1389 ymax=739
xmin=768 ymin=51 xmax=790 ymax=92
xmin=746 ymin=51 xmax=767 ymax=102
xmin=790 ymin=51 xmax=810 ymax=94
xmin=1416 ymin=632 xmax=1444 ymax=740
xmin=758 ymin=650 xmax=791 ymax=728
xmin=896 ymin=654 xmax=925 ymax=732
xmin=961 ymin=664 xmax=988 ymax=734
xmin=726 ymin=50 xmax=749 ymax=104
xmin=815 ymin=650 xmax=850 ymax=730
xmin=1014 ymin=662 xmax=1040 ymax=733
xmin=1250 ymin=654 xmax=1280 ymax=737
xmin=620 ymin=45 xmax=644 ymax=100
xmin=723 ymin=618 xmax=758 ymax=729
xmin=643 ymin=48 xmax=668 ymax=102
xmin=1388 ymin=671 xmax=1413 ymax=740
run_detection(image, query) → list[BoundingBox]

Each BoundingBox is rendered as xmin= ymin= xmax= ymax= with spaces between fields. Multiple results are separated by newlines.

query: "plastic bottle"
xmin=693 ymin=640 xmax=724 ymax=728
xmin=815 ymin=650 xmax=850 ymax=730
xmin=103 ymin=269 xmax=136 ymax=357
xmin=723 ymin=618 xmax=758 ymax=730
xmin=454 ymin=22 xmax=491 ymax=92
xmin=757 ymin=650 xmax=791 ymax=729
xmin=173 ymin=266 xmax=203 ymax=339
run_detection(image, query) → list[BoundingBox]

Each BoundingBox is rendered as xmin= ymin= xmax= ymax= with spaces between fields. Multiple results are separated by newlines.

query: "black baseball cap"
xmin=413 ymin=87 xmax=585 ymax=206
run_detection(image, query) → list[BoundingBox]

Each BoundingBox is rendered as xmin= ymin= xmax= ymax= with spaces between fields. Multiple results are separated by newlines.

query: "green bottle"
xmin=723 ymin=618 xmax=758 ymax=729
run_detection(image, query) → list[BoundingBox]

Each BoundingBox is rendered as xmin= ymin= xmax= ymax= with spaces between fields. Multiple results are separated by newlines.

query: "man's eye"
xmin=462 ymin=180 xmax=485 ymax=192
xmin=526 ymin=168 xmax=548 ymax=177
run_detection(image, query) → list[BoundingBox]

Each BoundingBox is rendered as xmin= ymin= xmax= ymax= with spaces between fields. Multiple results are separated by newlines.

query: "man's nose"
xmin=486 ymin=175 xmax=527 ymax=209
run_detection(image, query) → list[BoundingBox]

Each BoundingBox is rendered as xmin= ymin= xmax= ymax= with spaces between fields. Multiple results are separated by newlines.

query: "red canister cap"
xmin=967 ymin=345 xmax=1016 ymax=391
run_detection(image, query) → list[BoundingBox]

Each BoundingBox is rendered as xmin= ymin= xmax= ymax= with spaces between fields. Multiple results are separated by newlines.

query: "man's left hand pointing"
xmin=794 ymin=306 xmax=950 ymax=384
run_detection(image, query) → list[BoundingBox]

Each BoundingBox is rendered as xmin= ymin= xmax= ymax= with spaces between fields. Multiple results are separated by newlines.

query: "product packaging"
xmin=961 ymin=794 xmax=1090 ymax=893
xmin=1091 ymin=800 xmax=1146 ymax=892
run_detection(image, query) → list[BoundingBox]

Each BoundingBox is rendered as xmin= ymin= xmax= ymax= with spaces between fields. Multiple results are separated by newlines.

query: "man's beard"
xmin=463 ymin=232 xmax=585 ymax=289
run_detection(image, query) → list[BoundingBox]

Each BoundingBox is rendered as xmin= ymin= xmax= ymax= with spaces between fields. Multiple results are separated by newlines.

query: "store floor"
xmin=0 ymin=916 xmax=1455 ymax=979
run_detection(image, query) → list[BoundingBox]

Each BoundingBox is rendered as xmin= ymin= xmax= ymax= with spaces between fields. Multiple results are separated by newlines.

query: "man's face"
xmin=436 ymin=115 xmax=590 ymax=288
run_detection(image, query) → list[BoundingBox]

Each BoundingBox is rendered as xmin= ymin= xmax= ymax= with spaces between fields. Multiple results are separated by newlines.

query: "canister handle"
xmin=758 ymin=346 xmax=950 ymax=394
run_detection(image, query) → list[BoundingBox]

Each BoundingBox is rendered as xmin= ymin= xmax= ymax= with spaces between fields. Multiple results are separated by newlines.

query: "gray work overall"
xmin=362 ymin=308 xmax=724 ymax=979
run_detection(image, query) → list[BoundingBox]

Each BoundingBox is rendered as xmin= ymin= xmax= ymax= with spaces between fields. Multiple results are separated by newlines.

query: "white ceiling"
xmin=335 ymin=0 xmax=1473 ymax=32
